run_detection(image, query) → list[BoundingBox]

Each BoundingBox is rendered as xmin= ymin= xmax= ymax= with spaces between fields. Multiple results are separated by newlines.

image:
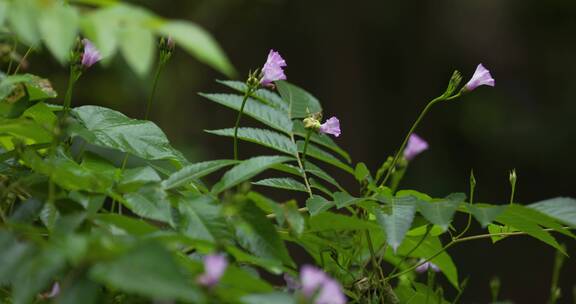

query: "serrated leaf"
xmin=206 ymin=128 xmax=297 ymax=155
xmin=217 ymin=80 xmax=288 ymax=111
xmin=38 ymin=4 xmax=79 ymax=64
xmin=212 ymin=156 xmax=292 ymax=194
xmin=293 ymin=120 xmax=351 ymax=162
xmin=468 ymin=204 xmax=507 ymax=228
xmin=276 ymin=81 xmax=322 ymax=119
xmin=119 ymin=26 xmax=154 ymax=76
xmin=253 ymin=178 xmax=307 ymax=193
xmin=415 ymin=193 xmax=465 ymax=230
xmin=304 ymin=162 xmax=345 ymax=191
xmin=334 ymin=192 xmax=364 ymax=208
xmin=529 ymin=197 xmax=576 ymax=227
xmin=177 ymin=195 xmax=232 ymax=243
xmin=159 ymin=21 xmax=235 ymax=77
xmin=90 ymin=242 xmax=204 ymax=302
xmin=376 ymin=201 xmax=416 ymax=252
xmin=121 ymin=185 xmax=172 ymax=223
xmin=72 ymin=105 xmax=186 ymax=164
xmin=163 ymin=159 xmax=238 ymax=190
xmin=297 ymin=141 xmax=354 ymax=174
xmin=306 ymin=195 xmax=333 ymax=216
xmin=199 ymin=93 xmax=293 ymax=134
xmin=233 ymin=200 xmax=294 ymax=266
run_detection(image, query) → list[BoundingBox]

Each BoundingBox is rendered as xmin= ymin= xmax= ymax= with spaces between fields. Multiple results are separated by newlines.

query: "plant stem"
xmin=301 ymin=129 xmax=312 ymax=169
xmin=63 ymin=68 xmax=81 ymax=115
xmin=455 ymin=170 xmax=476 ymax=239
xmin=233 ymin=88 xmax=253 ymax=160
xmin=12 ymin=47 xmax=32 ymax=75
xmin=144 ymin=60 xmax=166 ymax=121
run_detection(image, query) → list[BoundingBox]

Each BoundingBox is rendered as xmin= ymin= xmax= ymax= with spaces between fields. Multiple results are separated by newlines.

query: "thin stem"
xmin=63 ymin=68 xmax=81 ymax=115
xmin=301 ymin=129 xmax=312 ymax=169
xmin=455 ymin=170 xmax=476 ymax=239
xmin=290 ymin=132 xmax=313 ymax=197
xmin=144 ymin=60 xmax=166 ymax=120
xmin=233 ymin=88 xmax=252 ymax=160
xmin=6 ymin=39 xmax=18 ymax=74
xmin=387 ymin=225 xmax=432 ymax=276
xmin=12 ymin=47 xmax=32 ymax=75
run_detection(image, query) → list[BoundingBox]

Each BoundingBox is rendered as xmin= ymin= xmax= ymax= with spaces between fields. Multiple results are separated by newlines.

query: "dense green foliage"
xmin=0 ymin=1 xmax=575 ymax=303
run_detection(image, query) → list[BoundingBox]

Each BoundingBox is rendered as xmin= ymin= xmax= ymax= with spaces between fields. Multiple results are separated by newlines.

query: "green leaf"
xmin=293 ymin=120 xmax=351 ymax=162
xmin=217 ymin=80 xmax=288 ymax=111
xmin=0 ymin=74 xmax=57 ymax=101
xmin=233 ymin=200 xmax=294 ymax=266
xmin=121 ymin=185 xmax=172 ymax=223
xmin=199 ymin=93 xmax=293 ymax=134
xmin=0 ymin=231 xmax=35 ymax=285
xmin=177 ymin=195 xmax=232 ymax=243
xmin=415 ymin=193 xmax=465 ymax=230
xmin=241 ymin=292 xmax=296 ymax=304
xmin=57 ymin=276 xmax=101 ymax=304
xmin=212 ymin=156 xmax=292 ymax=194
xmin=0 ymin=2 xmax=8 ymax=27
xmin=375 ymin=199 xmax=417 ymax=252
xmin=276 ymin=81 xmax=322 ymax=119
xmin=90 ymin=242 xmax=204 ymax=303
xmin=38 ymin=4 xmax=79 ymax=64
xmin=118 ymin=166 xmax=161 ymax=192
xmin=284 ymin=200 xmax=305 ymax=236
xmin=13 ymin=249 xmax=65 ymax=304
xmin=354 ymin=162 xmax=372 ymax=182
xmin=81 ymin=6 xmax=120 ymax=58
xmin=159 ymin=21 xmax=235 ymax=77
xmin=119 ymin=26 xmax=154 ymax=76
xmin=306 ymin=195 xmax=333 ymax=216
xmin=304 ymin=162 xmax=345 ymax=191
xmin=7 ymin=0 xmax=40 ymax=47
xmin=162 ymin=159 xmax=238 ymax=190
xmin=468 ymin=204 xmax=507 ymax=228
xmin=529 ymin=197 xmax=576 ymax=227
xmin=93 ymin=214 xmax=158 ymax=236
xmin=72 ymin=105 xmax=185 ymax=163
xmin=215 ymin=265 xmax=274 ymax=301
xmin=307 ymin=212 xmax=379 ymax=231
xmin=253 ymin=178 xmax=308 ymax=193
xmin=334 ymin=192 xmax=364 ymax=209
xmin=206 ymin=128 xmax=297 ymax=155
xmin=0 ymin=117 xmax=53 ymax=145
xmin=297 ymin=141 xmax=354 ymax=174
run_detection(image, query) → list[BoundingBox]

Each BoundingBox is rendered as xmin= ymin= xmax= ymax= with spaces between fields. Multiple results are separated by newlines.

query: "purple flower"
xmin=319 ymin=116 xmax=341 ymax=137
xmin=415 ymin=259 xmax=440 ymax=273
xmin=300 ymin=265 xmax=346 ymax=304
xmin=81 ymin=39 xmax=102 ymax=68
xmin=39 ymin=282 xmax=60 ymax=299
xmin=403 ymin=134 xmax=428 ymax=161
xmin=197 ymin=254 xmax=228 ymax=287
xmin=261 ymin=49 xmax=287 ymax=87
xmin=464 ymin=63 xmax=495 ymax=91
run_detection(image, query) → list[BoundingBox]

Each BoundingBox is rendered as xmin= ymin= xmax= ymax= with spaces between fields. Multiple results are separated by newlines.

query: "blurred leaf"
xmin=90 ymin=241 xmax=204 ymax=302
xmin=159 ymin=20 xmax=235 ymax=77
xmin=468 ymin=204 xmax=507 ymax=228
xmin=283 ymin=200 xmax=305 ymax=236
xmin=81 ymin=6 xmax=120 ymax=58
xmin=253 ymin=177 xmax=307 ymax=193
xmin=233 ymin=200 xmax=294 ymax=266
xmin=207 ymin=127 xmax=297 ymax=155
xmin=215 ymin=265 xmax=274 ymax=301
xmin=93 ymin=214 xmax=158 ymax=236
xmin=375 ymin=199 xmax=416 ymax=252
xmin=199 ymin=93 xmax=293 ymax=134
xmin=241 ymin=292 xmax=296 ymax=304
xmin=22 ymin=102 xmax=57 ymax=127
xmin=0 ymin=117 xmax=52 ymax=146
xmin=212 ymin=155 xmax=292 ymax=194
xmin=119 ymin=26 xmax=154 ymax=76
xmin=247 ymin=192 xmax=285 ymax=225
xmin=0 ymin=231 xmax=35 ymax=285
xmin=7 ymin=0 xmax=40 ymax=46
xmin=69 ymin=192 xmax=105 ymax=215
xmin=8 ymin=198 xmax=43 ymax=224
xmin=529 ymin=197 xmax=576 ymax=227
xmin=354 ymin=162 xmax=371 ymax=182
xmin=276 ymin=81 xmax=322 ymax=119
xmin=306 ymin=195 xmax=333 ymax=216
xmin=38 ymin=4 xmax=79 ymax=64
xmin=415 ymin=193 xmax=465 ymax=231
xmin=0 ymin=74 xmax=57 ymax=101
xmin=57 ymin=276 xmax=101 ymax=304
xmin=177 ymin=195 xmax=232 ymax=243
xmin=293 ymin=120 xmax=351 ymax=162
xmin=0 ymin=1 xmax=8 ymax=27
xmin=162 ymin=159 xmax=238 ymax=190
xmin=395 ymin=283 xmax=450 ymax=304
xmin=307 ymin=212 xmax=379 ymax=231
xmin=333 ymin=192 xmax=363 ymax=209
xmin=72 ymin=105 xmax=186 ymax=164
xmin=297 ymin=141 xmax=353 ymax=174
xmin=121 ymin=185 xmax=172 ymax=223
xmin=13 ymin=249 xmax=66 ymax=304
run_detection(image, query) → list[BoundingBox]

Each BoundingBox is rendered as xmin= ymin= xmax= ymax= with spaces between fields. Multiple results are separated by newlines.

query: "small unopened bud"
xmin=442 ymin=70 xmax=462 ymax=98
xmin=490 ymin=276 xmax=501 ymax=302
xmin=470 ymin=169 xmax=476 ymax=189
xmin=303 ymin=117 xmax=321 ymax=130
xmin=509 ymin=169 xmax=517 ymax=186
xmin=246 ymin=69 xmax=261 ymax=90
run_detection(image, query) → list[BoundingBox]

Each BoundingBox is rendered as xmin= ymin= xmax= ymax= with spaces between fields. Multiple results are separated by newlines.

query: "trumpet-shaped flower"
xmin=197 ymin=254 xmax=228 ymax=287
xmin=261 ymin=50 xmax=287 ymax=86
xmin=415 ymin=259 xmax=440 ymax=273
xmin=464 ymin=63 xmax=495 ymax=91
xmin=300 ymin=265 xmax=346 ymax=304
xmin=81 ymin=39 xmax=102 ymax=68
xmin=403 ymin=134 xmax=428 ymax=161
xmin=319 ymin=116 xmax=341 ymax=137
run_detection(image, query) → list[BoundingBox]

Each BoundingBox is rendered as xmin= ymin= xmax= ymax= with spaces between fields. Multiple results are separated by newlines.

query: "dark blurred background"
xmin=29 ymin=0 xmax=576 ymax=302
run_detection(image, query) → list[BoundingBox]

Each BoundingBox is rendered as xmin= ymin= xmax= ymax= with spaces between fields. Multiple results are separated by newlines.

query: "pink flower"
xmin=464 ymin=63 xmax=495 ymax=91
xmin=81 ymin=39 xmax=102 ymax=68
xmin=39 ymin=282 xmax=60 ymax=299
xmin=403 ymin=134 xmax=428 ymax=161
xmin=261 ymin=50 xmax=287 ymax=86
xmin=319 ymin=116 xmax=341 ymax=137
xmin=300 ymin=265 xmax=346 ymax=304
xmin=415 ymin=259 xmax=440 ymax=273
xmin=197 ymin=254 xmax=228 ymax=287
